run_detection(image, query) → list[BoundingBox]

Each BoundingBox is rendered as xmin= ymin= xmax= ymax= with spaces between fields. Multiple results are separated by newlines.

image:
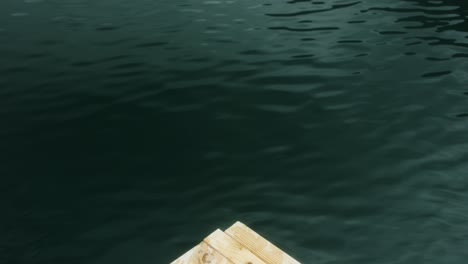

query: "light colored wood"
xmin=204 ymin=229 xmax=268 ymax=264
xmin=171 ymin=241 xmax=234 ymax=264
xmin=170 ymin=222 xmax=301 ymax=264
xmin=225 ymin=222 xmax=300 ymax=264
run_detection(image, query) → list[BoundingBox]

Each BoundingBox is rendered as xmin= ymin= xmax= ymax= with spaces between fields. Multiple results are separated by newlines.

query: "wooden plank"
xmin=225 ymin=222 xmax=300 ymax=264
xmin=204 ymin=229 xmax=269 ymax=264
xmin=171 ymin=241 xmax=234 ymax=264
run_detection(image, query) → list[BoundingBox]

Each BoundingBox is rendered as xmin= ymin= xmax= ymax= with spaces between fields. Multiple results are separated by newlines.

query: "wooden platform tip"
xmin=171 ymin=221 xmax=300 ymax=264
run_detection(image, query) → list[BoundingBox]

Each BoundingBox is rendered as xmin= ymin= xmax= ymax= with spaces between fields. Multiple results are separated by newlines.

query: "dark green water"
xmin=2 ymin=0 xmax=468 ymax=263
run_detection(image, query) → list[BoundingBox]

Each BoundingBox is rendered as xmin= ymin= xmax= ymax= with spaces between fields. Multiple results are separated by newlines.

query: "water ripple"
xmin=269 ymin=26 xmax=340 ymax=32
xmin=266 ymin=2 xmax=362 ymax=17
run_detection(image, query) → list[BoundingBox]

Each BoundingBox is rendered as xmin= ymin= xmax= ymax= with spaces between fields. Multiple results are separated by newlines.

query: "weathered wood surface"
xmin=204 ymin=229 xmax=268 ymax=264
xmin=170 ymin=241 xmax=233 ymax=264
xmin=225 ymin=222 xmax=300 ymax=264
xmin=171 ymin=222 xmax=300 ymax=264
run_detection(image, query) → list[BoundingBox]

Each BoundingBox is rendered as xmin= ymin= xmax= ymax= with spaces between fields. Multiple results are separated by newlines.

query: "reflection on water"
xmin=1 ymin=0 xmax=468 ymax=263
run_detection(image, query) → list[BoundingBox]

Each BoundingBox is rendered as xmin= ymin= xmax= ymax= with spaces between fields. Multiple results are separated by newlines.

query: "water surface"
xmin=2 ymin=0 xmax=468 ymax=263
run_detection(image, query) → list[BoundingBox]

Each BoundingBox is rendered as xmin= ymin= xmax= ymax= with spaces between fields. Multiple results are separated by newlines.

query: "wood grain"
xmin=225 ymin=222 xmax=300 ymax=264
xmin=171 ymin=241 xmax=234 ymax=264
xmin=170 ymin=222 xmax=301 ymax=264
xmin=204 ymin=229 xmax=268 ymax=264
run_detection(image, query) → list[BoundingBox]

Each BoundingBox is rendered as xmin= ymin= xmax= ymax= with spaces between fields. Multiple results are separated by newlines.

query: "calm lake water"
xmin=2 ymin=0 xmax=468 ymax=263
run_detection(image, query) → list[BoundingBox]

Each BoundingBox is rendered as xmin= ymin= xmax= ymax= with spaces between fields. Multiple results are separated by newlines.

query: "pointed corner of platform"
xmin=231 ymin=221 xmax=246 ymax=228
xmin=233 ymin=220 xmax=244 ymax=225
xmin=171 ymin=221 xmax=301 ymax=264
